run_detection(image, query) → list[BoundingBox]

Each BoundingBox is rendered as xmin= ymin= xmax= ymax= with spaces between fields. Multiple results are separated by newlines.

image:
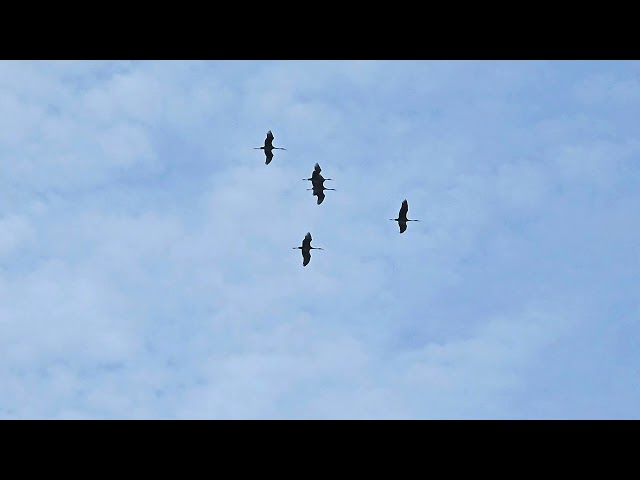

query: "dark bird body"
xmin=303 ymin=163 xmax=332 ymax=186
xmin=254 ymin=130 xmax=286 ymax=165
xmin=308 ymin=184 xmax=336 ymax=204
xmin=304 ymin=163 xmax=335 ymax=205
xmin=293 ymin=232 xmax=323 ymax=266
xmin=390 ymin=199 xmax=419 ymax=233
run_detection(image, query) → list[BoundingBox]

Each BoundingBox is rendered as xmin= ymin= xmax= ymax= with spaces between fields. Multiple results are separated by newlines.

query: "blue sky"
xmin=1 ymin=60 xmax=639 ymax=419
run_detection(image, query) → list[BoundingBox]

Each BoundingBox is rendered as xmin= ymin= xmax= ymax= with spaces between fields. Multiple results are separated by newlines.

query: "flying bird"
xmin=254 ymin=130 xmax=286 ymax=165
xmin=303 ymin=163 xmax=335 ymax=204
xmin=302 ymin=163 xmax=333 ymax=185
xmin=390 ymin=199 xmax=419 ymax=233
xmin=307 ymin=183 xmax=336 ymax=205
xmin=293 ymin=232 xmax=323 ymax=266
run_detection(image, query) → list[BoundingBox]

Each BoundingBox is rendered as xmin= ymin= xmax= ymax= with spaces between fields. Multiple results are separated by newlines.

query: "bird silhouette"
xmin=304 ymin=163 xmax=335 ymax=204
xmin=307 ymin=183 xmax=336 ymax=205
xmin=254 ymin=130 xmax=286 ymax=165
xmin=390 ymin=199 xmax=419 ymax=233
xmin=302 ymin=163 xmax=333 ymax=185
xmin=293 ymin=232 xmax=323 ymax=266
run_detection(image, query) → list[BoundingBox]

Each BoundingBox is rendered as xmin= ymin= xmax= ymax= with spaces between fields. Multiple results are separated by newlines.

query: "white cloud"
xmin=1 ymin=60 xmax=639 ymax=419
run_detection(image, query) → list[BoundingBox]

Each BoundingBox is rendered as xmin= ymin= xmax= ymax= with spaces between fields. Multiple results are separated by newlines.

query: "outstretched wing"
xmin=399 ymin=199 xmax=408 ymax=219
xmin=316 ymin=190 xmax=325 ymax=205
xmin=399 ymin=220 xmax=407 ymax=234
xmin=302 ymin=249 xmax=311 ymax=266
xmin=302 ymin=232 xmax=312 ymax=249
xmin=265 ymin=149 xmax=274 ymax=165
xmin=265 ymin=130 xmax=274 ymax=148
xmin=314 ymin=163 xmax=321 ymax=174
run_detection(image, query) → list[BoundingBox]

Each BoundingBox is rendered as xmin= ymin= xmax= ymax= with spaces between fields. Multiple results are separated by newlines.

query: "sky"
xmin=1 ymin=60 xmax=639 ymax=419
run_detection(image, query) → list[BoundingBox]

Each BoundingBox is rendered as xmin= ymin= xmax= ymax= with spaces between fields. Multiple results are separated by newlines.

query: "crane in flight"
xmin=307 ymin=183 xmax=336 ymax=205
xmin=304 ymin=163 xmax=335 ymax=205
xmin=390 ymin=199 xmax=419 ymax=233
xmin=254 ymin=130 xmax=286 ymax=165
xmin=293 ymin=232 xmax=323 ymax=266
xmin=302 ymin=163 xmax=333 ymax=184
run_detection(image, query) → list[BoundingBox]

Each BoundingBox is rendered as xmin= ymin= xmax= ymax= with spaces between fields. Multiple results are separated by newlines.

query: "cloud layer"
xmin=1 ymin=60 xmax=639 ymax=419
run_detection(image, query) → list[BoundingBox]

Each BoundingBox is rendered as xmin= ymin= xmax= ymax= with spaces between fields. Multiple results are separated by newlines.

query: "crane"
xmin=304 ymin=163 xmax=335 ymax=204
xmin=307 ymin=183 xmax=336 ymax=205
xmin=254 ymin=130 xmax=286 ymax=165
xmin=302 ymin=163 xmax=333 ymax=184
xmin=293 ymin=232 xmax=323 ymax=266
xmin=390 ymin=199 xmax=419 ymax=233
